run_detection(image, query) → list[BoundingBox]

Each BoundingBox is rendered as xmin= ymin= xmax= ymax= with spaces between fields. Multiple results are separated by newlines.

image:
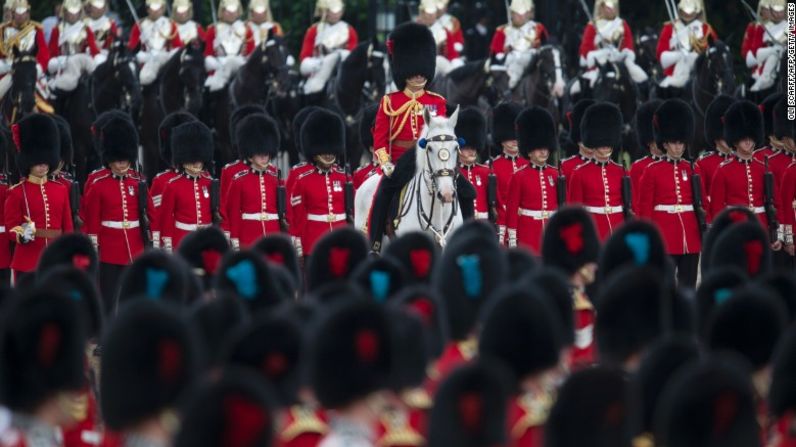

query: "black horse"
xmin=493 ymin=46 xmax=565 ymax=127
xmin=1 ymin=48 xmax=38 ymax=124
xmin=431 ymin=59 xmax=497 ymax=109
xmin=635 ymin=27 xmax=661 ymax=101
xmin=140 ymin=40 xmax=206 ymax=181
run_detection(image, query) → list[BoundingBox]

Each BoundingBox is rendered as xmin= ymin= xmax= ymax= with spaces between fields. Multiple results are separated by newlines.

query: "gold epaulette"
xmin=378 ymin=410 xmax=425 ymax=447
xmin=573 ymin=289 xmax=593 ymax=311
xmin=426 ymin=91 xmax=445 ymax=99
xmin=632 ymin=433 xmax=655 ymax=447
xmin=280 ymin=406 xmax=328 ymax=442
xmin=458 ymin=337 xmax=478 ymax=360
xmin=511 ymin=391 xmax=553 ymax=438
xmin=8 ymin=180 xmax=23 ymax=190
xmin=402 ymin=388 xmax=431 ymax=410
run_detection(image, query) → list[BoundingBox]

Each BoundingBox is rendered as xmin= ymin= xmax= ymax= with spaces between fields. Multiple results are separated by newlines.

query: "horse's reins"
xmin=414 ymin=133 xmax=461 ymax=246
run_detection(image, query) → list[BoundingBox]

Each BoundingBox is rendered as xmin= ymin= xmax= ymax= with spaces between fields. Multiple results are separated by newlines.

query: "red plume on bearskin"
xmin=222 ymin=395 xmax=268 ymax=447
xmin=38 ymin=324 xmax=62 ymax=368
xmin=264 ymin=252 xmax=284 ymax=266
xmin=201 ymin=249 xmax=222 ymax=275
xmin=158 ymin=339 xmax=183 ymax=382
xmin=329 ymin=247 xmax=351 ymax=278
xmin=409 ymin=249 xmax=432 ymax=278
xmin=743 ymin=241 xmax=763 ymax=276
xmin=355 ymin=329 xmax=379 ymax=364
xmin=560 ymin=222 xmax=584 ymax=254
xmin=458 ymin=393 xmax=483 ymax=434
xmin=72 ymin=254 xmax=92 ymax=271
xmin=261 ymin=352 xmax=288 ymax=378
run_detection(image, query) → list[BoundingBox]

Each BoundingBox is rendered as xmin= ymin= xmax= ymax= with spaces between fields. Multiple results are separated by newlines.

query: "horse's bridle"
xmin=420 ymin=133 xmax=460 ymax=195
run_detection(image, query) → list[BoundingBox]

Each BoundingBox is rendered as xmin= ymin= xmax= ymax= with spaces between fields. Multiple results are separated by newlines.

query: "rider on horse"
xmin=656 ymin=0 xmax=717 ymax=91
xmin=416 ymin=0 xmax=462 ymax=78
xmin=489 ymin=0 xmax=548 ymax=90
xmin=571 ymin=0 xmax=647 ymax=96
xmin=47 ymin=0 xmax=100 ymax=96
xmin=744 ymin=0 xmax=788 ymax=92
xmin=434 ymin=0 xmax=465 ymax=57
xmin=299 ymin=0 xmax=358 ymax=95
xmin=0 ymin=0 xmax=49 ymax=105
xmin=128 ymin=0 xmax=183 ymax=87
xmin=84 ymin=0 xmax=118 ymax=60
xmin=368 ymin=22 xmax=474 ymax=252
xmin=203 ymin=0 xmax=253 ymax=92
xmin=173 ymin=0 xmax=205 ymax=44
xmin=247 ymin=0 xmax=284 ymax=45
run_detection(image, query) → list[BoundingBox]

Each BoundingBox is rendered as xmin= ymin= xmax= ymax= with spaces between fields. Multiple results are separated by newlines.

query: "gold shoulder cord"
xmin=1 ymin=23 xmax=37 ymax=57
xmin=381 ymin=92 xmax=424 ymax=142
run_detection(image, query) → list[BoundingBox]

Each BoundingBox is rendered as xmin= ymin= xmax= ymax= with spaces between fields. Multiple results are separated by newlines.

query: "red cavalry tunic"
xmin=147 ymin=169 xmax=179 ymax=247
xmin=492 ymin=154 xmax=530 ymax=238
xmin=567 ymin=160 xmax=626 ymax=240
xmin=226 ymin=166 xmax=282 ymax=248
xmin=489 ymin=22 xmax=548 ymax=55
xmin=48 ymin=22 xmax=100 ymax=57
xmin=298 ymin=22 xmax=358 ymax=61
xmin=741 ymin=22 xmax=764 ymax=66
xmin=289 ymin=166 xmax=348 ymax=255
xmin=695 ymin=151 xmax=731 ymax=201
xmin=656 ymin=21 xmax=716 ymax=77
xmin=159 ymin=171 xmax=213 ymax=250
xmin=202 ymin=23 xmax=255 ymax=57
xmin=83 ymin=172 xmax=146 ymax=265
xmin=506 ymin=164 xmax=558 ymax=254
xmin=709 ymin=156 xmax=769 ymax=228
xmin=5 ymin=178 xmax=73 ymax=273
xmin=276 ymin=405 xmax=329 ymax=447
xmin=459 ymin=163 xmax=492 ymax=220
xmin=0 ymin=175 xmax=10 ymax=270
xmin=353 ymin=162 xmax=379 ymax=190
xmin=578 ymin=19 xmax=634 ymax=59
xmin=0 ymin=22 xmax=50 ymax=71
xmin=372 ymin=90 xmax=447 ymax=163
xmin=127 ymin=19 xmax=183 ymax=51
xmin=629 ymin=155 xmax=661 ymax=209
xmin=637 ymin=158 xmax=707 ymax=255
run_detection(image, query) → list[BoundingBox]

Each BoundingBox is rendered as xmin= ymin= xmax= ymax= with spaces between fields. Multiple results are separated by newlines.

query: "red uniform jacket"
xmin=771 ymin=412 xmax=796 ymax=447
xmin=741 ymin=22 xmax=764 ymax=64
xmin=159 ymin=172 xmax=213 ymax=249
xmin=768 ymin=152 xmax=796 ymax=224
xmin=489 ymin=22 xmax=548 ymax=55
xmin=5 ymin=178 xmax=73 ymax=272
xmin=203 ymin=23 xmax=255 ymax=57
xmin=61 ymin=387 xmax=102 ymax=447
xmin=492 ymin=154 xmax=530 ymax=234
xmin=87 ymin=19 xmax=119 ymax=50
xmin=629 ymin=155 xmax=661 ymax=209
xmin=285 ymin=162 xmax=316 ymax=230
xmin=289 ymin=166 xmax=348 ymax=255
xmin=754 ymin=146 xmax=776 ymax=162
xmin=48 ymin=22 xmax=100 ymax=57
xmin=637 ymin=158 xmax=707 ymax=255
xmin=83 ymin=172 xmax=146 ymax=265
xmin=571 ymin=288 xmax=595 ymax=369
xmin=507 ymin=391 xmax=553 ymax=447
xmin=147 ymin=169 xmax=179 ymax=246
xmin=506 ymin=164 xmax=558 ymax=254
xmin=695 ymin=151 xmax=731 ymax=202
xmin=81 ymin=168 xmax=142 ymax=226
xmin=459 ymin=163 xmax=492 ymax=220
xmin=220 ymin=159 xmax=249 ymax=231
xmin=0 ymin=22 xmax=50 ymax=70
xmin=709 ymin=157 xmax=769 ymax=228
xmin=353 ymin=162 xmax=379 ymax=190
xmin=568 ymin=160 xmax=626 ymax=240
xmin=0 ymin=175 xmax=10 ymax=269
xmin=424 ymin=338 xmax=477 ymax=397
xmin=373 ymin=90 xmax=447 ymax=162
xmin=560 ymin=154 xmax=590 ymax=185
xmin=780 ymin=161 xmax=796 ymax=240
xmin=656 ymin=21 xmax=717 ymax=77
xmin=434 ymin=27 xmax=460 ymax=60
xmin=374 ymin=391 xmax=429 ymax=447
xmin=298 ymin=22 xmax=358 ymax=61
xmin=578 ymin=19 xmax=634 ymax=59
xmin=277 ymin=405 xmax=329 ymax=447
xmin=127 ymin=19 xmax=182 ymax=51
xmin=226 ymin=166 xmax=282 ymax=248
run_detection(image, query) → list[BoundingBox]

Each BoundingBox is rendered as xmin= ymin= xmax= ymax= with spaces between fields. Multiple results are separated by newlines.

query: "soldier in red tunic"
xmin=491 ymin=101 xmax=527 ymax=245
xmin=506 ymin=106 xmax=559 ymax=254
xmin=298 ymin=0 xmax=358 ymax=95
xmin=754 ymin=93 xmax=784 ymax=162
xmin=638 ymin=99 xmax=707 ymax=288
xmin=85 ymin=0 xmax=119 ymax=55
xmin=655 ymin=0 xmax=717 ymax=92
xmin=289 ymin=109 xmax=349 ymax=257
xmin=0 ymin=152 xmax=9 ymax=284
xmin=159 ymin=121 xmax=216 ymax=252
xmin=560 ymin=99 xmax=594 ymax=180
xmin=769 ymin=327 xmax=796 ymax=447
xmin=541 ymin=206 xmax=600 ymax=369
xmin=489 ymin=0 xmax=549 ymax=90
xmin=567 ymin=103 xmax=628 ymax=240
xmin=741 ymin=1 xmax=767 ymax=86
xmin=285 ymin=107 xmax=323 ymax=242
xmin=368 ymin=22 xmax=473 ymax=252
xmin=771 ymin=97 xmax=796 ymax=267
xmin=696 ymin=94 xmax=735 ymax=202
xmin=5 ymin=114 xmax=73 ymax=283
xmin=455 ymin=107 xmax=493 ymax=222
xmin=629 ymin=99 xmax=663 ymax=208
xmin=781 ymin=158 xmax=796 ymax=260
xmin=82 ymin=116 xmax=146 ymax=312
xmin=353 ymin=103 xmax=380 ymax=190
xmin=226 ymin=114 xmax=283 ymax=249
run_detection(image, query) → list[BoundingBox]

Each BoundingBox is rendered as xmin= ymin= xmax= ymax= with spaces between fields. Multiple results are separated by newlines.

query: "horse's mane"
xmin=447 ymin=59 xmax=486 ymax=82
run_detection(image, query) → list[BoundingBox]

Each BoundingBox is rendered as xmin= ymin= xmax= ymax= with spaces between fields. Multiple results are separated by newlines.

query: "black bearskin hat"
xmin=635 ymin=99 xmax=662 ymax=150
xmin=654 ymin=354 xmax=760 ymax=447
xmin=580 ymin=102 xmax=623 ymax=150
xmin=101 ymin=114 xmax=139 ymax=164
xmin=528 ymin=267 xmax=575 ymax=346
xmin=701 ymin=206 xmax=757 ymax=275
xmin=177 ymin=226 xmax=231 ymax=291
xmin=359 ymin=103 xmax=378 ymax=151
xmin=567 ymin=99 xmax=595 ymax=148
xmin=13 ymin=114 xmax=59 ymax=175
xmin=517 ymin=106 xmax=557 ymax=157
xmin=237 ymin=113 xmax=280 ymax=159
xmin=292 ymin=106 xmax=323 ymax=157
xmin=91 ymin=110 xmax=133 ymax=156
xmin=455 ymin=107 xmax=488 ymax=159
xmin=426 ymin=362 xmax=510 ymax=447
xmin=506 ymin=247 xmax=538 ymax=283
xmin=653 ymin=99 xmax=694 ymax=148
xmin=393 ymin=285 xmax=444 ymax=358
xmin=101 ymin=300 xmax=198 ymax=431
xmin=253 ymin=234 xmax=302 ymax=286
xmin=308 ymin=300 xmax=393 ymax=409
xmin=491 ymin=101 xmax=522 ymax=145
xmin=479 ymin=284 xmax=563 ymax=385
xmin=704 ymin=94 xmax=735 ymax=144
xmin=706 ymin=286 xmax=787 ymax=371
xmin=188 ymin=295 xmax=249 ymax=370
xmin=769 ymin=325 xmax=796 ymax=418
xmin=228 ymin=104 xmax=267 ymax=147
xmin=215 ymin=250 xmax=289 ymax=313
xmin=756 ymin=270 xmax=796 ymax=322
xmin=383 ymin=231 xmax=439 ymax=285
xmin=51 ymin=114 xmax=73 ymax=167
xmin=301 ymin=108 xmax=345 ymax=160
xmin=760 ymin=92 xmax=783 ymax=138
xmin=175 ymin=368 xmax=277 ymax=447
xmin=695 ymin=266 xmax=747 ymax=335
xmin=0 ymin=291 xmax=86 ymax=412
xmin=773 ymin=97 xmax=795 ymax=140
xmin=388 ymin=22 xmax=436 ymax=90
xmin=37 ymin=233 xmax=99 ymax=279
xmin=546 ymin=367 xmax=630 ymax=447
xmin=541 ymin=206 xmax=600 ymax=275
xmin=305 ymin=227 xmax=369 ymax=292
xmin=172 ymin=121 xmax=214 ymax=166
xmin=709 ymin=221 xmax=772 ymax=278
xmin=117 ymin=251 xmax=190 ymax=307
xmin=37 ymin=266 xmax=104 ymax=340
xmin=598 ymin=220 xmax=668 ymax=283
xmin=723 ymin=100 xmax=764 ymax=149
xmin=352 ymin=256 xmax=408 ymax=303
xmin=159 ymin=111 xmax=196 ymax=167
xmin=386 ymin=307 xmax=430 ymax=393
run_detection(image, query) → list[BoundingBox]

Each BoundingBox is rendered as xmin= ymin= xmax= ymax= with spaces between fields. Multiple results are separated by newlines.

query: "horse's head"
xmin=253 ymin=31 xmax=293 ymax=99
xmin=418 ymin=106 xmax=461 ymax=204
xmin=635 ymin=26 xmax=660 ymax=79
xmin=10 ymin=47 xmax=37 ymax=117
xmin=698 ymin=38 xmax=734 ymax=96
xmin=529 ymin=46 xmax=565 ymax=98
xmin=177 ymin=40 xmax=206 ymax=114
xmin=363 ymin=39 xmax=388 ymax=102
xmin=107 ymin=42 xmax=142 ymax=114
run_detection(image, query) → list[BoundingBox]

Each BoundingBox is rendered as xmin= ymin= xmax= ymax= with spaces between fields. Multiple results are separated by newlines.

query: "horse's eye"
xmin=438 ymin=149 xmax=450 ymax=161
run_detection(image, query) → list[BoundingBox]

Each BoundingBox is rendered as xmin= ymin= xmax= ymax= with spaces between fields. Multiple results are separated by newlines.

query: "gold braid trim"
xmin=573 ymin=289 xmax=593 ymax=311
xmin=1 ymin=22 xmax=38 ymax=57
xmin=280 ymin=406 xmax=328 ymax=442
xmin=381 ymin=92 xmax=425 ymax=142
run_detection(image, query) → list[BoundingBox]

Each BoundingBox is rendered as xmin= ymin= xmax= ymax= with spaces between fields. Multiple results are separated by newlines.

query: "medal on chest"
xmin=422 ymin=104 xmax=438 ymax=117
xmin=128 ymin=185 xmax=135 ymax=196
xmin=681 ymin=169 xmax=688 ymax=181
xmin=548 ymin=175 xmax=554 ymax=186
xmin=333 ymin=180 xmax=342 ymax=192
xmin=475 ymin=175 xmax=482 ymax=186
xmin=202 ymin=186 xmax=209 ymax=198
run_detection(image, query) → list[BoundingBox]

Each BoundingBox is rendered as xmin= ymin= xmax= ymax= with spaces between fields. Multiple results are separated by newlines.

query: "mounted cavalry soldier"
xmin=747 ymin=0 xmax=788 ymax=92
xmin=247 ymin=0 xmax=284 ymax=45
xmin=656 ymin=0 xmax=717 ymax=91
xmin=489 ymin=0 xmax=548 ymax=90
xmin=173 ymin=0 xmax=205 ymax=44
xmin=204 ymin=0 xmax=254 ymax=92
xmin=299 ymin=0 xmax=358 ymax=95
xmin=85 ymin=0 xmax=118 ymax=57
xmin=571 ymin=0 xmax=647 ymax=96
xmin=434 ymin=0 xmax=465 ymax=57
xmin=416 ymin=0 xmax=462 ymax=78
xmin=47 ymin=0 xmax=99 ymax=96
xmin=0 ymin=0 xmax=50 ymax=104
xmin=127 ymin=0 xmax=183 ymax=87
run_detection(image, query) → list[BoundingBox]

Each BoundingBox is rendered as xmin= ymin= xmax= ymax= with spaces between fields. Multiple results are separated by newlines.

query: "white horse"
xmin=355 ymin=106 xmax=464 ymax=249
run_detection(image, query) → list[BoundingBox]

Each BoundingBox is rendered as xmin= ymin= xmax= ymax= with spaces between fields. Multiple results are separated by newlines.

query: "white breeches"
xmin=659 ymin=51 xmax=698 ymax=89
xmin=47 ymin=54 xmax=96 ymax=92
xmin=204 ymin=54 xmax=247 ymax=92
xmin=138 ymin=49 xmax=177 ymax=86
xmin=300 ymin=49 xmax=350 ymax=95
xmin=750 ymin=47 xmax=783 ymax=92
xmin=506 ymin=50 xmax=533 ymax=89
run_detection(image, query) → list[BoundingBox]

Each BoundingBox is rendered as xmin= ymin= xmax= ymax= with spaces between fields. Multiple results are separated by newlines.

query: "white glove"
xmin=299 ymin=57 xmax=322 ymax=76
xmin=136 ymin=50 xmax=151 ymax=64
xmin=231 ymin=238 xmax=240 ymax=251
xmin=621 ymin=48 xmax=635 ymax=63
xmin=47 ymin=57 xmax=62 ymax=74
xmin=286 ymin=55 xmax=296 ymax=66
xmin=508 ymin=229 xmax=517 ymax=248
xmin=756 ymin=46 xmax=780 ymax=64
xmin=205 ymin=55 xmax=220 ymax=71
xmin=660 ymin=50 xmax=683 ymax=69
xmin=498 ymin=225 xmax=506 ymax=246
xmin=0 ymin=59 xmax=11 ymax=74
xmin=162 ymin=237 xmax=173 ymax=254
xmin=93 ymin=52 xmax=108 ymax=67
xmin=152 ymin=231 xmax=161 ymax=249
xmin=89 ymin=234 xmax=99 ymax=251
xmin=292 ymin=236 xmax=303 ymax=258
xmin=745 ymin=51 xmax=757 ymax=68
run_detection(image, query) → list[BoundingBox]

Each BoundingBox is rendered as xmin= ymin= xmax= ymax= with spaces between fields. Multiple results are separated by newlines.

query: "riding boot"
xmin=456 ymin=175 xmax=476 ymax=220
xmin=368 ymin=150 xmax=418 ymax=252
